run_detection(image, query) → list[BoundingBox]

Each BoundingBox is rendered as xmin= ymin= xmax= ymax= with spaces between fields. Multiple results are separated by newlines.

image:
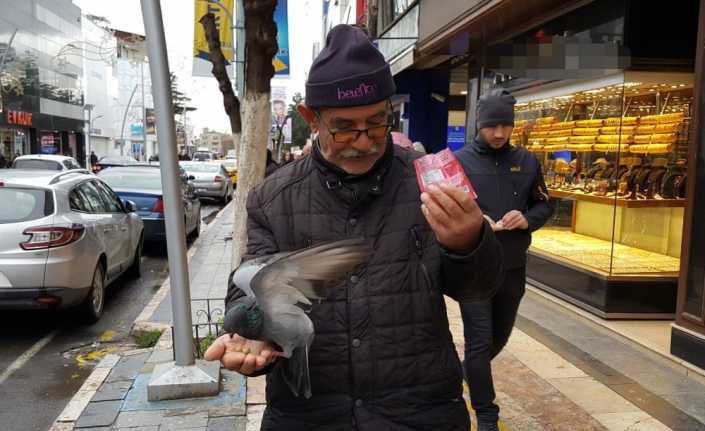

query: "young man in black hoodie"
xmin=455 ymin=89 xmax=553 ymax=431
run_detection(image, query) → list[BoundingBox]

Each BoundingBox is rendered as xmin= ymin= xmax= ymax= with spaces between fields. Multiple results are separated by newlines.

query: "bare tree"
xmin=199 ymin=13 xmax=242 ymax=135
xmin=230 ymin=0 xmax=279 ymax=267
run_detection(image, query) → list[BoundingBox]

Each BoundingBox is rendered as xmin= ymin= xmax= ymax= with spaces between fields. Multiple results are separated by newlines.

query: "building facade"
xmin=0 ymin=0 xmax=86 ymax=162
xmin=195 ymin=128 xmax=233 ymax=157
xmin=370 ymin=0 xmax=705 ymax=373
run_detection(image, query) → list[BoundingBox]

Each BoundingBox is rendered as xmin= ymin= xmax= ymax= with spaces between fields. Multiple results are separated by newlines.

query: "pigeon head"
xmin=223 ymin=296 xmax=264 ymax=340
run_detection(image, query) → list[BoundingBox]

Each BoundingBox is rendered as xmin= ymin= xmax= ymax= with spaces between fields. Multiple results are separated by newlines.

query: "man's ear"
xmin=296 ymin=103 xmax=319 ymax=133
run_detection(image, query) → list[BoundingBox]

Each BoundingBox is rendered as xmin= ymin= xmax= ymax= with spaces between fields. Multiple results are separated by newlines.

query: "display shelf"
xmin=547 ymin=189 xmax=686 ymax=208
xmin=531 ymin=229 xmax=680 ymax=275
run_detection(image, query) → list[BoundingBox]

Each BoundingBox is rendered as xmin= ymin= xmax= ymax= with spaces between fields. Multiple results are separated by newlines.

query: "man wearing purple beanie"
xmin=208 ymin=24 xmax=503 ymax=430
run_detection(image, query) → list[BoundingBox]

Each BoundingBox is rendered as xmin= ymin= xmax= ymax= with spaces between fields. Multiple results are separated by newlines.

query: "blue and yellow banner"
xmin=193 ymin=0 xmax=234 ymax=64
xmin=273 ymin=0 xmax=289 ymax=76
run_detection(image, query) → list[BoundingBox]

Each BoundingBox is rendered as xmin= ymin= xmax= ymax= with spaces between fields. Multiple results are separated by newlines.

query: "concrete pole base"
xmin=147 ymin=360 xmax=221 ymax=401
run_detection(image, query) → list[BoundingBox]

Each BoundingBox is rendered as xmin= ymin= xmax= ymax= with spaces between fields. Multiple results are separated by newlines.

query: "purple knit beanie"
xmin=306 ymin=24 xmax=396 ymax=108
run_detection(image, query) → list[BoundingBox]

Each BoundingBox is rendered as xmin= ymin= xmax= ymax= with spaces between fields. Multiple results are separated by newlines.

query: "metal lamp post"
xmin=141 ymin=0 xmax=220 ymax=401
xmin=83 ymin=104 xmax=94 ymax=169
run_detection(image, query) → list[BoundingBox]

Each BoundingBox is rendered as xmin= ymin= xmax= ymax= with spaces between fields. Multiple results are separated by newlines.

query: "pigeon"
xmin=223 ymin=238 xmax=370 ymax=398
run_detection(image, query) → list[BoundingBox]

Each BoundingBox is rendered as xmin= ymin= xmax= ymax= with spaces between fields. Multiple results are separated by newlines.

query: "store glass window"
xmin=468 ymin=0 xmax=695 ymax=316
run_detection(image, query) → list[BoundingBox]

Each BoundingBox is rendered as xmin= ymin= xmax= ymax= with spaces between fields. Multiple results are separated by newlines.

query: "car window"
xmin=62 ymin=160 xmax=73 ymax=170
xmin=0 ymin=188 xmax=50 ymax=223
xmin=94 ymin=181 xmax=125 ymax=213
xmin=78 ymin=181 xmax=109 ymax=213
xmin=69 ymin=187 xmax=92 ymax=212
xmin=68 ymin=159 xmax=82 ymax=169
xmin=13 ymin=159 xmax=63 ymax=170
xmin=98 ymin=169 xmax=162 ymax=190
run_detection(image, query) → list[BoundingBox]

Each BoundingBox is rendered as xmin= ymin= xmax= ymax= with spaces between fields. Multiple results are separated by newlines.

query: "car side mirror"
xmin=188 ymin=175 xmax=195 ymax=181
xmin=122 ymin=199 xmax=137 ymax=213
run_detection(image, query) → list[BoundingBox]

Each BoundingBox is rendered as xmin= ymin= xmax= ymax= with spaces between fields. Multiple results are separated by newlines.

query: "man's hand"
xmin=483 ymin=214 xmax=505 ymax=232
xmin=204 ymin=333 xmax=280 ymax=376
xmin=500 ymin=210 xmax=529 ymax=231
xmin=420 ymin=183 xmax=483 ymax=255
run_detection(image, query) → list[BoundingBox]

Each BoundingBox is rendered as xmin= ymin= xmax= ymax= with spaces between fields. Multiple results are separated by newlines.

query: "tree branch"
xmin=200 ymin=13 xmax=241 ymax=134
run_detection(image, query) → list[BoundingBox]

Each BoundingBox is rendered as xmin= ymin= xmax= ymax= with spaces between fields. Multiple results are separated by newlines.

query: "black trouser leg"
xmin=460 ymin=266 xmax=527 ymax=424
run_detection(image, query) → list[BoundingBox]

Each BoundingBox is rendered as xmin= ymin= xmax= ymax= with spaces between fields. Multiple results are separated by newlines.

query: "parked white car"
xmin=0 ymin=169 xmax=144 ymax=322
xmin=11 ymin=154 xmax=83 ymax=171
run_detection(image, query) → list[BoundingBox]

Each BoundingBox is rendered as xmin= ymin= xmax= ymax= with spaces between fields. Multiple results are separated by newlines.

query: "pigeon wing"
xmin=250 ymin=238 xmax=370 ymax=306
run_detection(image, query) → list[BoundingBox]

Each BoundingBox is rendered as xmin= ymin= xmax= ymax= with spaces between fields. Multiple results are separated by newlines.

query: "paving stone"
xmin=160 ymin=411 xmax=208 ymax=429
xmin=74 ymin=400 xmax=122 ymax=428
xmin=92 ymin=381 xmax=132 ymax=402
xmin=208 ymin=415 xmax=246 ymax=431
xmin=107 ymin=352 xmax=150 ymax=383
xmin=114 ymin=410 xmax=164 ymax=428
xmin=148 ymin=349 xmax=175 ymax=364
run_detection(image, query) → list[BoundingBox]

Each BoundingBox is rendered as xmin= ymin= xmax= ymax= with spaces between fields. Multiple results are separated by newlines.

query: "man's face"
xmin=479 ymin=124 xmax=514 ymax=149
xmin=304 ymin=100 xmax=390 ymax=175
xmin=273 ymin=101 xmax=285 ymax=118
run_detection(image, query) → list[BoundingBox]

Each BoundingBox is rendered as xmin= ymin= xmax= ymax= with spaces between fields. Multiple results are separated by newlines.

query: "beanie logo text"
xmin=337 ymin=83 xmax=377 ymax=101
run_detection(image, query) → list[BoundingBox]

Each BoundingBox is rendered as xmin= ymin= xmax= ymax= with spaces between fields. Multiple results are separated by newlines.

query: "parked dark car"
xmin=97 ymin=166 xmax=201 ymax=243
xmin=93 ymin=156 xmax=138 ymax=173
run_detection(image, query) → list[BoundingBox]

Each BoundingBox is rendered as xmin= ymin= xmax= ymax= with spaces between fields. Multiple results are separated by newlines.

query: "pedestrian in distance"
xmin=264 ymin=149 xmax=279 ymax=178
xmin=205 ymin=24 xmax=504 ymax=431
xmin=90 ymin=151 xmax=98 ymax=168
xmin=454 ymin=88 xmax=553 ymax=431
xmin=0 ymin=152 xmax=7 ymax=169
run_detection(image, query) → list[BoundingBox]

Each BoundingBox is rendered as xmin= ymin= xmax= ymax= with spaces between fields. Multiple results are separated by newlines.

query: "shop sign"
xmin=6 ymin=110 xmax=33 ymax=127
xmin=447 ymin=126 xmax=466 ymax=151
xmin=40 ymin=132 xmax=59 ymax=154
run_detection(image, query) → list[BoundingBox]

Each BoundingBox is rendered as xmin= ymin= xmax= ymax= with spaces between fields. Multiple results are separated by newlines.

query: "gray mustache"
xmin=340 ymin=146 xmax=380 ymax=158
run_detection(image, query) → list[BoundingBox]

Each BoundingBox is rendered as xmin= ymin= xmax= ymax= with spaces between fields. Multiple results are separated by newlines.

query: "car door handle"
xmin=120 ymin=227 xmax=128 ymax=232
xmin=103 ymin=228 xmax=113 ymax=234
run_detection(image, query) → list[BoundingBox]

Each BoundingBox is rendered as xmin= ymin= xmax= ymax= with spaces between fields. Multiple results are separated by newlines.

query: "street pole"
xmin=85 ymin=105 xmax=92 ymax=169
xmin=235 ymin=0 xmax=245 ymax=102
xmin=141 ymin=0 xmax=219 ymax=401
xmin=120 ymin=84 xmax=138 ymax=156
xmin=141 ymin=61 xmax=148 ymax=160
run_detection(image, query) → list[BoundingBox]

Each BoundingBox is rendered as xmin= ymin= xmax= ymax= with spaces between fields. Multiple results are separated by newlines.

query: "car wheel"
xmin=128 ymin=234 xmax=143 ymax=278
xmin=81 ymin=263 xmax=105 ymax=323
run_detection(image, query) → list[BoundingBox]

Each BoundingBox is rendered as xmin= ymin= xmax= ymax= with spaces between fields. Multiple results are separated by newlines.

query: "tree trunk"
xmin=200 ymin=13 xmax=241 ymax=134
xmin=231 ymin=0 xmax=278 ymax=268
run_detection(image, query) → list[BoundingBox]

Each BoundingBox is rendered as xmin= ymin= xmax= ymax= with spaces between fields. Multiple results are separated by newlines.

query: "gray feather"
xmin=230 ymin=238 xmax=370 ymax=398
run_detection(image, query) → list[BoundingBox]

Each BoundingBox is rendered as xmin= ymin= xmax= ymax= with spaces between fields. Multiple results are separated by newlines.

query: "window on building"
xmin=378 ymin=0 xmax=415 ymax=32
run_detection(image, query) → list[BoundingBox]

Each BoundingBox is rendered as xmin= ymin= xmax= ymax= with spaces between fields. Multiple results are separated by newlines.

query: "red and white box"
xmin=413 ymin=149 xmax=477 ymax=199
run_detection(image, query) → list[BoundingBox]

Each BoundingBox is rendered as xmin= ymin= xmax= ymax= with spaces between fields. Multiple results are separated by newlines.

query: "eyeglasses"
xmin=316 ymin=112 xmax=392 ymax=144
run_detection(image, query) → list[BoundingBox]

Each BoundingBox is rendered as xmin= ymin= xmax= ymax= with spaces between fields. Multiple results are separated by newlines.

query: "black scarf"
xmin=312 ymin=136 xmax=394 ymax=206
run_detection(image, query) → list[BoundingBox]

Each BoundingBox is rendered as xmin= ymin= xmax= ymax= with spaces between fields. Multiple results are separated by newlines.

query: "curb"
xmin=50 ymin=201 xmax=234 ymax=430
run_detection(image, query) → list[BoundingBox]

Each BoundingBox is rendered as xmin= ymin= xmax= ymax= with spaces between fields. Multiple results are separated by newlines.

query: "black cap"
xmin=477 ymin=89 xmax=516 ymax=129
xmin=306 ymin=25 xmax=396 ymax=108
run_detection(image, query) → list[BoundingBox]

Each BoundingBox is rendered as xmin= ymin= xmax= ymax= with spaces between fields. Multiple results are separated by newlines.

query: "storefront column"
xmin=671 ymin=0 xmax=705 ymax=370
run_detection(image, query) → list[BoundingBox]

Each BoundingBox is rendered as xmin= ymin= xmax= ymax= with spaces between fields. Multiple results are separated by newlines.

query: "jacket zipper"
xmin=410 ymin=227 xmax=432 ymax=289
xmin=495 ymin=155 xmax=502 ymax=213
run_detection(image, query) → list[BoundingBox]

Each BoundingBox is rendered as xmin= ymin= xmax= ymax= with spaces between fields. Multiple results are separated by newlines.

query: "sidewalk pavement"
xmin=50 ymin=201 xmax=705 ymax=430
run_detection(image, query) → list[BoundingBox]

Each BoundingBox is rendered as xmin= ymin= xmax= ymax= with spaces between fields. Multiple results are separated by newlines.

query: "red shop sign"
xmin=7 ymin=110 xmax=33 ymax=126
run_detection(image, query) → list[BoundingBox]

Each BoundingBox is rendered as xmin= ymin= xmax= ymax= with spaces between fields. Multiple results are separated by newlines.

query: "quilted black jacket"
xmin=226 ymin=142 xmax=504 ymax=430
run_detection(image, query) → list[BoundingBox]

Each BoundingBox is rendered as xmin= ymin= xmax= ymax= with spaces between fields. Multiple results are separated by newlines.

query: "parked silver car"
xmin=179 ymin=161 xmax=233 ymax=204
xmin=0 ymin=169 xmax=144 ymax=322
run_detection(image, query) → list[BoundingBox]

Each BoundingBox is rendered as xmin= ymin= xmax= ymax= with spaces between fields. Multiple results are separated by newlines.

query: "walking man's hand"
xmin=500 ymin=210 xmax=528 ymax=231
xmin=420 ymin=183 xmax=484 ymax=254
xmin=205 ymin=333 xmax=280 ymax=376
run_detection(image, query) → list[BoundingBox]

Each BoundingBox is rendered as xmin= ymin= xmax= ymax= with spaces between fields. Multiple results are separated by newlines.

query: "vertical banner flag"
xmin=273 ymin=0 xmax=290 ymax=76
xmin=193 ymin=0 xmax=234 ymax=77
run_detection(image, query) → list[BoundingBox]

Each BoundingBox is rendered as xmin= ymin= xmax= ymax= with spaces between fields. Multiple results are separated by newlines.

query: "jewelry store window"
xmin=472 ymin=0 xmax=698 ymax=317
